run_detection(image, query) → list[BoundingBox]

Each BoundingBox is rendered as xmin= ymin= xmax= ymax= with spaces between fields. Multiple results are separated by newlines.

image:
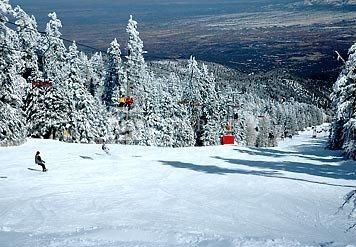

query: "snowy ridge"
xmin=303 ymin=0 xmax=356 ymax=6
xmin=150 ymin=60 xmax=329 ymax=107
xmin=1 ymin=126 xmax=356 ymax=246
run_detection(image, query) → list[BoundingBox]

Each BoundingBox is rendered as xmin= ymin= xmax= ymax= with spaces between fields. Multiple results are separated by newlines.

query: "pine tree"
xmin=43 ymin=12 xmax=67 ymax=82
xmin=125 ymin=15 xmax=148 ymax=145
xmin=161 ymin=72 xmax=194 ymax=147
xmin=90 ymin=52 xmax=105 ymax=100
xmin=284 ymin=102 xmax=298 ymax=136
xmin=141 ymin=74 xmax=162 ymax=146
xmin=77 ymin=52 xmax=93 ymax=94
xmin=126 ymin=15 xmax=146 ymax=98
xmin=183 ymin=57 xmax=204 ymax=146
xmin=244 ymin=114 xmax=257 ymax=146
xmin=197 ymin=64 xmax=221 ymax=146
xmin=158 ymin=75 xmax=177 ymax=147
xmin=13 ymin=6 xmax=41 ymax=83
xmin=103 ymin=38 xmax=125 ymax=106
xmin=329 ymin=43 xmax=356 ymax=158
xmin=329 ymin=117 xmax=345 ymax=149
xmin=256 ymin=115 xmax=272 ymax=147
xmin=0 ymin=1 xmax=27 ymax=145
xmin=26 ymin=84 xmax=71 ymax=139
xmin=65 ymin=42 xmax=110 ymax=143
xmin=25 ymin=12 xmax=69 ymax=140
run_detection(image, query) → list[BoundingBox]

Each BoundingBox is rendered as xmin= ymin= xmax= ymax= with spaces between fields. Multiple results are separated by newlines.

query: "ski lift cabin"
xmin=117 ymin=95 xmax=134 ymax=108
xmin=177 ymin=99 xmax=202 ymax=107
xmin=31 ymin=80 xmax=53 ymax=88
xmin=30 ymin=33 xmax=55 ymax=88
xmin=221 ymin=121 xmax=235 ymax=145
xmin=221 ymin=134 xmax=235 ymax=145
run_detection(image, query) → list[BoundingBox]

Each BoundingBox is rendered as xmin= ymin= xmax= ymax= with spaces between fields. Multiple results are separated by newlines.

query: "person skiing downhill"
xmin=312 ymin=126 xmax=317 ymax=138
xmin=102 ymin=142 xmax=110 ymax=155
xmin=35 ymin=151 xmax=47 ymax=172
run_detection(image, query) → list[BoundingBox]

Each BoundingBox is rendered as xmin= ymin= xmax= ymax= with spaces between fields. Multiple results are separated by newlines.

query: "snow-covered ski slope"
xmin=1 ymin=128 xmax=356 ymax=247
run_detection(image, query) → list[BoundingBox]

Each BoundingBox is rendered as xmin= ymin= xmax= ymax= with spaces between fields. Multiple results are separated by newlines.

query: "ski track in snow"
xmin=0 ymin=127 xmax=356 ymax=246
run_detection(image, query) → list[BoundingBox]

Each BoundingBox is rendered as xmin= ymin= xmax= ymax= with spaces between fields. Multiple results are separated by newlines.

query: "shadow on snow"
xmin=159 ymin=138 xmax=356 ymax=188
xmin=238 ymin=138 xmax=345 ymax=163
xmin=159 ymin=161 xmax=279 ymax=176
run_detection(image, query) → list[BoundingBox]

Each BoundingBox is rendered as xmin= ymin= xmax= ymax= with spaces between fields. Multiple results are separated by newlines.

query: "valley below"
xmin=10 ymin=0 xmax=356 ymax=81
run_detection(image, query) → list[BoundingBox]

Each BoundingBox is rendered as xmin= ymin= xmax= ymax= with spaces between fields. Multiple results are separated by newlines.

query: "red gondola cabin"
xmin=221 ymin=135 xmax=235 ymax=145
xmin=32 ymin=80 xmax=52 ymax=87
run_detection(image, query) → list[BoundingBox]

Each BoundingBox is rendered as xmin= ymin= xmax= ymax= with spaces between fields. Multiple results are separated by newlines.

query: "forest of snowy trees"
xmin=329 ymin=43 xmax=356 ymax=159
xmin=0 ymin=0 xmax=327 ymax=148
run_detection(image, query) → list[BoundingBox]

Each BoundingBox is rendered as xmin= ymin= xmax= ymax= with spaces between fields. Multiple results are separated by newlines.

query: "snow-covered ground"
xmin=1 ymin=127 xmax=356 ymax=247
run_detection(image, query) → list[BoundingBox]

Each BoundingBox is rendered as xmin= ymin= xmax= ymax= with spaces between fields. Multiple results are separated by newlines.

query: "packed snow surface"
xmin=1 ymin=128 xmax=356 ymax=247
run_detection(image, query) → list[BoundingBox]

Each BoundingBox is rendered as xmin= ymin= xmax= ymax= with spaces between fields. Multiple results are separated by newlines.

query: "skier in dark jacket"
xmin=102 ymin=143 xmax=110 ymax=155
xmin=35 ymin=151 xmax=47 ymax=172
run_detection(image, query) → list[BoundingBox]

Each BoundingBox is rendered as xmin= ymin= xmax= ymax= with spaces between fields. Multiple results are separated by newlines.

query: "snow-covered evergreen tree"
xmin=26 ymin=84 xmax=71 ymax=139
xmin=89 ymin=52 xmax=105 ymax=99
xmin=64 ymin=42 xmax=110 ymax=143
xmin=25 ymin=12 xmax=69 ymax=140
xmin=125 ymin=15 xmax=148 ymax=145
xmin=13 ymin=5 xmax=43 ymax=137
xmin=284 ymin=102 xmax=298 ymax=136
xmin=43 ymin=12 xmax=67 ymax=82
xmin=103 ymin=38 xmax=125 ymax=106
xmin=126 ymin=15 xmax=146 ymax=98
xmin=329 ymin=117 xmax=345 ymax=149
xmin=140 ymin=74 xmax=163 ymax=146
xmin=228 ymin=93 xmax=325 ymax=147
xmin=13 ymin=6 xmax=41 ymax=83
xmin=244 ymin=114 xmax=258 ymax=146
xmin=157 ymin=74 xmax=178 ymax=147
xmin=256 ymin=115 xmax=272 ymax=147
xmin=183 ymin=57 xmax=204 ymax=146
xmin=162 ymin=72 xmax=195 ymax=147
xmin=329 ymin=43 xmax=356 ymax=159
xmin=77 ymin=52 xmax=93 ymax=93
xmin=0 ymin=1 xmax=27 ymax=146
xmin=196 ymin=64 xmax=221 ymax=146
